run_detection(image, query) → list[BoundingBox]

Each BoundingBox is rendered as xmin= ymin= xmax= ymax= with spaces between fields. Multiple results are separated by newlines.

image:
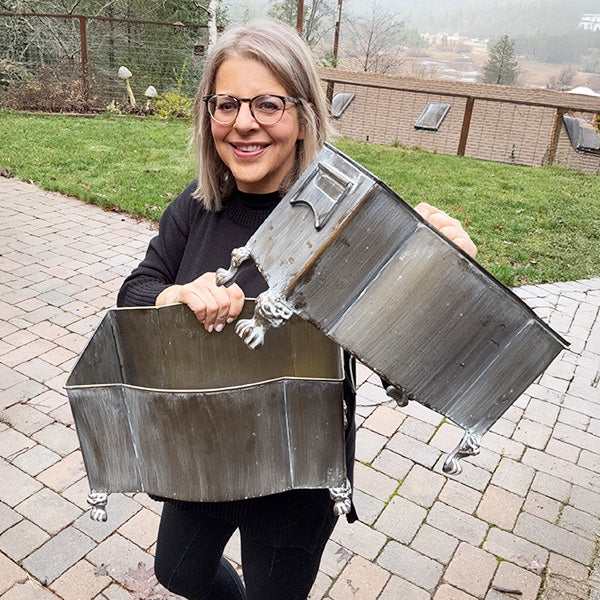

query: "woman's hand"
xmin=415 ymin=202 xmax=477 ymax=259
xmin=156 ymin=272 xmax=245 ymax=332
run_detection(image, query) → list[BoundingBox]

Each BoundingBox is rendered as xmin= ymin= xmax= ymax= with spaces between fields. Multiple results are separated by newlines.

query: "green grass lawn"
xmin=1 ymin=110 xmax=599 ymax=287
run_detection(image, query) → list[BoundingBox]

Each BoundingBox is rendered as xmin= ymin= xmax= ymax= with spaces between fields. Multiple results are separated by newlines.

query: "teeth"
xmin=236 ymin=145 xmax=263 ymax=152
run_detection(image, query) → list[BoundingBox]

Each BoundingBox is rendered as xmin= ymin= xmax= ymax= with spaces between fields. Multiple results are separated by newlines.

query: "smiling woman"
xmin=114 ymin=18 xmax=476 ymax=600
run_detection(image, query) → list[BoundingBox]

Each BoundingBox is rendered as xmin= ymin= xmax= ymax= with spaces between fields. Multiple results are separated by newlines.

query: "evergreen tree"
xmin=482 ymin=34 xmax=519 ymax=85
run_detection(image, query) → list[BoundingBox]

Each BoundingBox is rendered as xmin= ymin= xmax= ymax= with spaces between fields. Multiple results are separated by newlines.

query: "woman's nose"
xmin=233 ymin=102 xmax=259 ymax=130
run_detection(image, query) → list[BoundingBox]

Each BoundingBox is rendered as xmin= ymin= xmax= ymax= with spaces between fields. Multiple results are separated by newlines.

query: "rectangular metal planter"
xmin=66 ymin=303 xmax=346 ymax=519
xmin=217 ymin=143 xmax=569 ymax=472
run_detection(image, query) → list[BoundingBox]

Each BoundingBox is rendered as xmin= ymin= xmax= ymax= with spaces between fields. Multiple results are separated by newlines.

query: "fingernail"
xmin=215 ymin=323 xmax=224 ymax=332
xmin=226 ymin=317 xmax=235 ymax=324
xmin=208 ymin=324 xmax=214 ymax=333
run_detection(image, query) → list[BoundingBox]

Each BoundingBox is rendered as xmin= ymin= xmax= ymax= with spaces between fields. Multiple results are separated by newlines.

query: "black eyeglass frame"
xmin=202 ymin=93 xmax=301 ymax=125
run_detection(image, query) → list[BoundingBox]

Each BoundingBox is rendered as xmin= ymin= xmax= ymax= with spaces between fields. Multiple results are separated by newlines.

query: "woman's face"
xmin=210 ymin=56 xmax=304 ymax=195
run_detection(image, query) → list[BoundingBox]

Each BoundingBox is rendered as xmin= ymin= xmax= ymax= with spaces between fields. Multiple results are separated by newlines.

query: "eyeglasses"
xmin=203 ymin=94 xmax=301 ymax=126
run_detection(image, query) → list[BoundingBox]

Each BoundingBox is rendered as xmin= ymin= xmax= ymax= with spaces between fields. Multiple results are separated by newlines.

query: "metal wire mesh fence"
xmin=0 ymin=12 xmax=208 ymax=111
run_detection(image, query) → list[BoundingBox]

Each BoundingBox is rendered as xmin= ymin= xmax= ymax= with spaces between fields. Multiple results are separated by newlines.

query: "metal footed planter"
xmin=217 ymin=143 xmax=569 ymax=474
xmin=66 ymin=303 xmax=348 ymax=521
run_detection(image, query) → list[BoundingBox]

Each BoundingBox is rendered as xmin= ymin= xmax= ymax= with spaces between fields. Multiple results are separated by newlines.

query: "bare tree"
xmin=343 ymin=0 xmax=406 ymax=74
xmin=268 ymin=0 xmax=335 ymax=48
xmin=547 ymin=64 xmax=577 ymax=91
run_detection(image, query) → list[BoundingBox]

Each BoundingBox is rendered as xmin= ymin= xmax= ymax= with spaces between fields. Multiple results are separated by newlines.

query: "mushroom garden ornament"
xmin=118 ymin=66 xmax=136 ymax=106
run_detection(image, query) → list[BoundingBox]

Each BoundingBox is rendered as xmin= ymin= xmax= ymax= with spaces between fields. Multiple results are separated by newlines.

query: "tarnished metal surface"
xmin=66 ymin=303 xmax=347 ymax=519
xmin=217 ymin=143 xmax=569 ymax=471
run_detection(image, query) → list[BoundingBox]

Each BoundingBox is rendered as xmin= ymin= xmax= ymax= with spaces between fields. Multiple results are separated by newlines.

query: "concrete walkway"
xmin=0 ymin=176 xmax=599 ymax=600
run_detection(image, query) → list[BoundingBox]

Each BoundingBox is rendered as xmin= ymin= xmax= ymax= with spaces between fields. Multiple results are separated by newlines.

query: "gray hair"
xmin=193 ymin=20 xmax=332 ymax=211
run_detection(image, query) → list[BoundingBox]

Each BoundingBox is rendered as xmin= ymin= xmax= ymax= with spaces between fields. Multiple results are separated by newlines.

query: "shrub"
xmin=0 ymin=58 xmax=32 ymax=89
xmin=154 ymin=92 xmax=192 ymax=119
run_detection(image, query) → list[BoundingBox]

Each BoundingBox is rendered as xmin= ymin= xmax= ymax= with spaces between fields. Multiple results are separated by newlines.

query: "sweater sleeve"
xmin=116 ymin=182 xmax=197 ymax=308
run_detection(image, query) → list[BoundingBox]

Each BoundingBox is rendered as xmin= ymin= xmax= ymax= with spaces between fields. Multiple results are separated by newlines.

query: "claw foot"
xmin=216 ymin=246 xmax=252 ymax=287
xmin=329 ymin=479 xmax=352 ymax=516
xmin=87 ymin=491 xmax=108 ymax=522
xmin=442 ymin=431 xmax=480 ymax=475
xmin=236 ymin=290 xmax=293 ymax=349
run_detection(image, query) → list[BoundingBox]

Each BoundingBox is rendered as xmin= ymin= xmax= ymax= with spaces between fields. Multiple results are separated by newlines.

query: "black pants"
xmin=154 ymin=503 xmax=336 ymax=600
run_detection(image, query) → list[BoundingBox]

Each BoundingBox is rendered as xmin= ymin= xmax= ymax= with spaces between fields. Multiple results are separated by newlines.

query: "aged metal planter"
xmin=66 ymin=303 xmax=347 ymax=521
xmin=217 ymin=143 xmax=569 ymax=473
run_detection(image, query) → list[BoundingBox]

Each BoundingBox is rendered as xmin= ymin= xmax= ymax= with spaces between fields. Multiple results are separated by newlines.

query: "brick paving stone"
xmin=352 ymin=489 xmax=385 ymax=526
xmin=330 ymin=518 xmax=386 ymax=561
xmin=522 ymin=449 xmax=600 ymax=492
xmin=356 ymin=381 xmax=389 ymax=405
xmin=476 ymin=485 xmax=523 ymax=530
xmin=377 ymin=540 xmax=443 ymax=592
xmin=370 ymin=449 xmax=413 ymax=481
xmin=32 ymin=422 xmax=80 ymax=456
xmin=400 ymin=400 xmax=445 ymax=427
xmin=483 ymin=529 xmax=548 ymax=574
xmin=480 ymin=430 xmax=525 ymax=460
xmin=531 ymin=472 xmax=571 ymax=503
xmin=569 ymin=484 xmax=600 ymax=518
xmin=444 ymin=542 xmax=498 ymax=598
xmin=74 ymin=494 xmax=141 ymax=543
xmin=15 ymin=358 xmax=63 ymax=385
xmin=512 ymin=419 xmax=552 ymax=450
xmin=28 ymin=390 xmax=68 ymax=414
xmin=0 ymin=503 xmax=21 ymax=535
xmin=361 ymin=405 xmax=405 ymax=437
xmin=397 ymin=416 xmax=436 ymax=442
xmin=486 ymin=560 xmax=542 ymax=600
xmin=319 ymin=540 xmax=351 ymax=579
xmin=430 ymin=421 xmax=464 ymax=453
xmin=0 ymin=459 xmax=42 ymax=506
xmin=397 ymin=464 xmax=445 ymax=507
xmin=0 ymin=519 xmax=49 ymax=561
xmin=22 ymin=526 xmax=95 ymax=584
xmin=95 ymin=582 xmax=136 ymax=599
xmin=558 ymin=505 xmax=599 ymax=540
xmin=223 ymin=528 xmax=241 ymax=567
xmin=578 ymin=449 xmax=600 ymax=473
xmin=522 ymin=491 xmax=561 ymax=522
xmin=0 ymin=380 xmax=47 ymax=411
xmin=523 ymin=398 xmax=560 ymax=428
xmin=410 ymin=524 xmax=459 ymax=564
xmin=37 ymin=450 xmax=86 ymax=493
xmin=545 ymin=437 xmax=581 ymax=462
xmin=546 ymin=553 xmax=590 ymax=585
xmin=329 ymin=555 xmax=389 ymax=600
xmin=427 ymin=502 xmax=488 ymax=546
xmin=48 ymin=402 xmax=75 ymax=428
xmin=434 ymin=584 xmax=477 ymax=599
xmin=374 ymin=496 xmax=427 ymax=544
xmin=2 ymin=341 xmax=57 ymax=370
xmin=86 ymin=533 xmax=154 ymax=585
xmin=0 ymin=363 xmax=27 ymax=392
xmin=63 ymin=477 xmax=94 ymax=511
xmin=558 ymin=407 xmax=590 ymax=429
xmin=354 ymin=428 xmax=387 ymax=463
xmin=554 ymin=422 xmax=600 ymax=454
xmin=1 ymin=581 xmax=63 ymax=600
xmin=0 ymin=552 xmax=27 ymax=595
xmin=308 ymin=570 xmax=332 ymax=600
xmin=130 ymin=493 xmax=162 ymax=516
xmin=439 ymin=480 xmax=482 ymax=513
xmin=0 ymin=427 xmax=35 ymax=460
xmin=354 ymin=462 xmax=398 ymax=502
xmin=117 ymin=508 xmax=160 ymax=551
xmin=490 ymin=457 xmax=535 ymax=497
xmin=49 ymin=559 xmax=111 ymax=600
xmin=15 ymin=488 xmax=82 ymax=535
xmin=386 ymin=431 xmax=441 ymax=469
xmin=378 ymin=574 xmax=429 ymax=600
xmin=1 ymin=403 xmax=54 ymax=436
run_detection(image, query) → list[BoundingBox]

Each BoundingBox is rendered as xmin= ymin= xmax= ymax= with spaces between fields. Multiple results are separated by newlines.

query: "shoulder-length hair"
xmin=193 ymin=19 xmax=332 ymax=211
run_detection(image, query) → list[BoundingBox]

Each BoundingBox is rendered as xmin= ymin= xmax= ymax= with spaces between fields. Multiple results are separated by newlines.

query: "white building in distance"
xmin=579 ymin=14 xmax=600 ymax=32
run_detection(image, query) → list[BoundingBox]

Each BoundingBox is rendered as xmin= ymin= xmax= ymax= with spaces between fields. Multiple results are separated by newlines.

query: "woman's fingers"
xmin=155 ymin=273 xmax=246 ymax=331
xmin=414 ymin=202 xmax=477 ymax=259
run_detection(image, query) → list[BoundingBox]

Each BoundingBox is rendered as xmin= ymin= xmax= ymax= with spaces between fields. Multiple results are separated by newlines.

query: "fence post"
xmin=457 ymin=96 xmax=474 ymax=157
xmin=79 ymin=15 xmax=90 ymax=111
xmin=543 ymin=107 xmax=567 ymax=166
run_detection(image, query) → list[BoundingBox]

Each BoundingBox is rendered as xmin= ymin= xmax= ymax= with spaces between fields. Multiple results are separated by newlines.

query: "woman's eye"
xmin=255 ymin=98 xmax=280 ymax=112
xmin=217 ymin=100 xmax=237 ymax=112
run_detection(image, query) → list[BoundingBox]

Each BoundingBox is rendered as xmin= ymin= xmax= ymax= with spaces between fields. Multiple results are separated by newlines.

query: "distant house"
xmin=579 ymin=14 xmax=600 ymax=32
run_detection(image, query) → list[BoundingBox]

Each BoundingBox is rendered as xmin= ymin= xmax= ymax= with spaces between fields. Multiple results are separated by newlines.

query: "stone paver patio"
xmin=0 ymin=177 xmax=599 ymax=599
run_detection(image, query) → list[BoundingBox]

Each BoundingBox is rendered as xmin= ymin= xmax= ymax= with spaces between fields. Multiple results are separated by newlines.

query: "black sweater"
xmin=117 ymin=182 xmax=357 ymax=551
